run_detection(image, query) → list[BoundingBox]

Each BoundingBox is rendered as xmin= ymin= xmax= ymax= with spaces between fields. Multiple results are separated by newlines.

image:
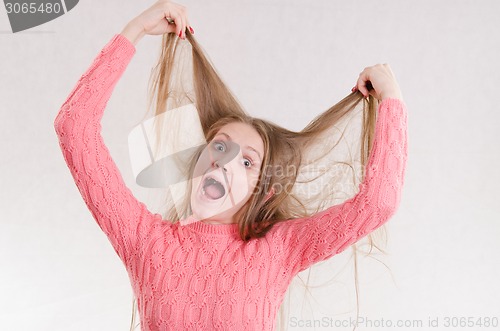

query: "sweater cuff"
xmin=103 ymin=33 xmax=137 ymax=59
xmin=379 ymin=97 xmax=405 ymax=109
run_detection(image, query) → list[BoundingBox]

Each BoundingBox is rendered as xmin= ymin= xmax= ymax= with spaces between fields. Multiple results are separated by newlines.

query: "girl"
xmin=54 ymin=1 xmax=407 ymax=330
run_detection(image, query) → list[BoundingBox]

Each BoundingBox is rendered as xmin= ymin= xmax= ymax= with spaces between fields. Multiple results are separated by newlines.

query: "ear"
xmin=264 ymin=187 xmax=275 ymax=203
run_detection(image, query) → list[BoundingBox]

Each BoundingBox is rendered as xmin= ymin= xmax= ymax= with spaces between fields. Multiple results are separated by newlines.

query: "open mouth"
xmin=202 ymin=176 xmax=226 ymax=200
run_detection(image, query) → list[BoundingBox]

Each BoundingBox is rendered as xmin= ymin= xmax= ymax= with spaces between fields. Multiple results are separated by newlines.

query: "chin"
xmin=189 ymin=176 xmax=251 ymax=223
xmin=190 ymin=190 xmax=233 ymax=222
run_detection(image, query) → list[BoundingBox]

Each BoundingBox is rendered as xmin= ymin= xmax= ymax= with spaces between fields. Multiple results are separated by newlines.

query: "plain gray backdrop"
xmin=1 ymin=0 xmax=499 ymax=330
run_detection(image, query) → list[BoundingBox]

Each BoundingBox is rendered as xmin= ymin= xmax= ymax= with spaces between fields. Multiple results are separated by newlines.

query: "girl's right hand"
xmin=352 ymin=63 xmax=403 ymax=101
xmin=121 ymin=0 xmax=193 ymax=45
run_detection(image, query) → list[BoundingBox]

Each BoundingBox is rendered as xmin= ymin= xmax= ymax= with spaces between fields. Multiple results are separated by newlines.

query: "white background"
xmin=1 ymin=0 xmax=499 ymax=330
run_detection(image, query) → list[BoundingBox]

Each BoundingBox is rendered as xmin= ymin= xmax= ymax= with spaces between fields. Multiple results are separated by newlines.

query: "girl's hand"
xmin=121 ymin=0 xmax=194 ymax=45
xmin=352 ymin=64 xmax=403 ymax=101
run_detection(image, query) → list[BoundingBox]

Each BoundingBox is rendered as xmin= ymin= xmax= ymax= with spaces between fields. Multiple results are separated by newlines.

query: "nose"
xmin=213 ymin=160 xmax=227 ymax=172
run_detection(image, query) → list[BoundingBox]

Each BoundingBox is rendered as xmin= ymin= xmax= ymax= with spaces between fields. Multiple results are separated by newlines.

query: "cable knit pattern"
xmin=54 ymin=34 xmax=408 ymax=331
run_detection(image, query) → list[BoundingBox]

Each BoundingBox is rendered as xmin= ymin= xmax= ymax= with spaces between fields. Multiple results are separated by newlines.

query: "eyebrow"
xmin=216 ymin=132 xmax=262 ymax=161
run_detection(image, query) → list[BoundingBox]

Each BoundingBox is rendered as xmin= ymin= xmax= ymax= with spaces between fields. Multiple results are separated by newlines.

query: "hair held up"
xmin=140 ymin=29 xmax=381 ymax=242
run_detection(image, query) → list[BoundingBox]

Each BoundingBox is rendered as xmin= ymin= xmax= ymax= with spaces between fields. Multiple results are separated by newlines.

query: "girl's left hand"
xmin=352 ymin=63 xmax=403 ymax=101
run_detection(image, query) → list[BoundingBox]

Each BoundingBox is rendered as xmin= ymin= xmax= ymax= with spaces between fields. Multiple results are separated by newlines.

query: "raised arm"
xmin=54 ymin=2 xmax=196 ymax=269
xmin=272 ymin=89 xmax=408 ymax=273
xmin=53 ymin=34 xmax=167 ymax=268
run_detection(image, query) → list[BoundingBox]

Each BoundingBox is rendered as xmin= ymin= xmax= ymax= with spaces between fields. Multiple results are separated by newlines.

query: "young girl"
xmin=54 ymin=1 xmax=407 ymax=330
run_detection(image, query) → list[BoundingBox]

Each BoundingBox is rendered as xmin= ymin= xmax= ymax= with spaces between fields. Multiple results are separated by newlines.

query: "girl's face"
xmin=190 ymin=122 xmax=264 ymax=224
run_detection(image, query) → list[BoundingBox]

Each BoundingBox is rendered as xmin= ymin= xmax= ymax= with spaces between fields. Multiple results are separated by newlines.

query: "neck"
xmin=188 ymin=212 xmax=237 ymax=225
xmin=201 ymin=218 xmax=237 ymax=225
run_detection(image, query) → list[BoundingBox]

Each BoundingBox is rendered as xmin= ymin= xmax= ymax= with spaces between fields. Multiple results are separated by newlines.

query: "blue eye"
xmin=243 ymin=158 xmax=253 ymax=168
xmin=213 ymin=141 xmax=226 ymax=152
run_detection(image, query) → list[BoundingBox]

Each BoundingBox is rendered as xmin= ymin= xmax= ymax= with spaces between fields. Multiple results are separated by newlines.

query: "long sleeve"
xmin=53 ymin=34 xmax=166 ymax=269
xmin=271 ymin=98 xmax=408 ymax=274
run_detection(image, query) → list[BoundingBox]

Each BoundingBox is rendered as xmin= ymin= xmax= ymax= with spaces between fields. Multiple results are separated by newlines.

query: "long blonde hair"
xmin=129 ymin=28 xmax=388 ymax=331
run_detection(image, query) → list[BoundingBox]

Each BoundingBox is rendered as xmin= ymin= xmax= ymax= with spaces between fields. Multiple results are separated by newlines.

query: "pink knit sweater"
xmin=54 ymin=34 xmax=408 ymax=330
